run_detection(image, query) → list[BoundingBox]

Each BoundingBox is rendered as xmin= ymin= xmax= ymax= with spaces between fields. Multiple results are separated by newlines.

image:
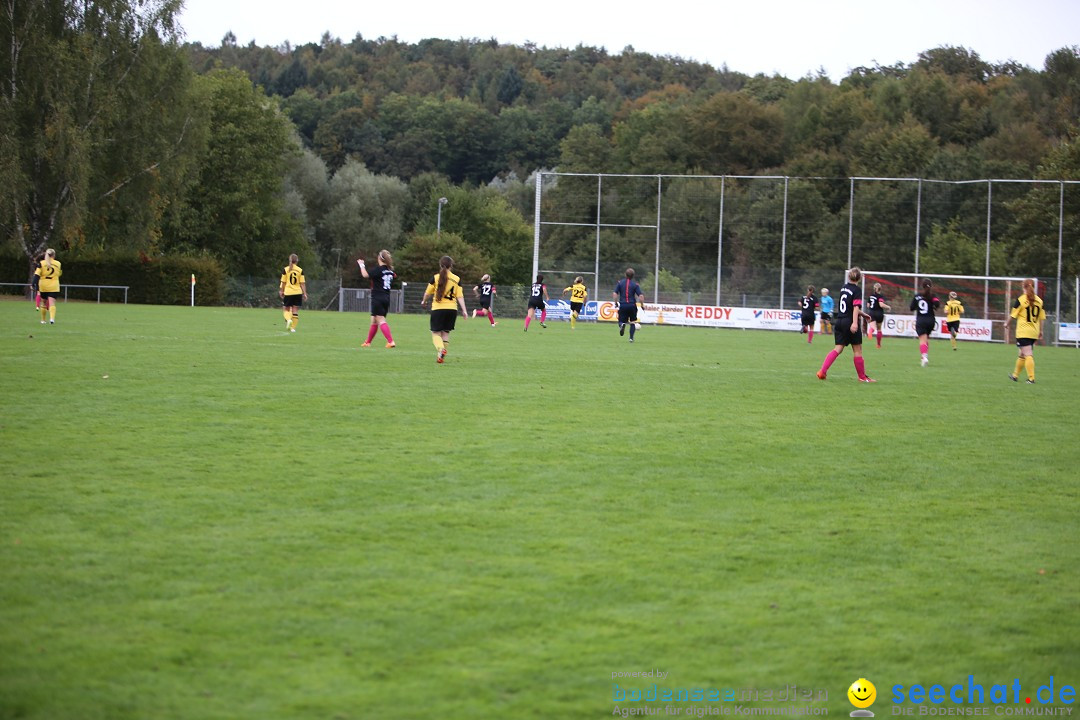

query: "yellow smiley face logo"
xmin=848 ymin=678 xmax=876 ymax=709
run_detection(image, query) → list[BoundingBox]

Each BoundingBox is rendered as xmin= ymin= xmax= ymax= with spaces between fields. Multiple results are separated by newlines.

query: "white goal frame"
xmin=861 ymin=270 xmax=1032 ymax=343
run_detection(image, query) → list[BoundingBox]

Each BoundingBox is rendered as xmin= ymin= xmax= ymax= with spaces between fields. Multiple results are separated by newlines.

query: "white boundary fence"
xmin=0 ymin=282 xmax=129 ymax=303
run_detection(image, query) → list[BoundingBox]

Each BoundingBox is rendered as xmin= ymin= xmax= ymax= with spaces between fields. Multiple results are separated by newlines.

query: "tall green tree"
xmin=0 ymin=0 xmax=194 ymax=268
xmin=162 ymin=69 xmax=309 ymax=273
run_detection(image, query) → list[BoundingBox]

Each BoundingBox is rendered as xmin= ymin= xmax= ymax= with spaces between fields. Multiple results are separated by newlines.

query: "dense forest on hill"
xmin=2 ymin=2 xmax=1078 ymax=297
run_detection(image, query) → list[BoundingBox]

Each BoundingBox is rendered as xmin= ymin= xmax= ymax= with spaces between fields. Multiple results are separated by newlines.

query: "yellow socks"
xmin=49 ymin=305 xmax=55 ymax=321
xmin=950 ymin=336 xmax=957 ymax=349
xmin=570 ymin=311 xmax=577 ymax=329
xmin=1024 ymin=356 xmax=1035 ymax=382
xmin=432 ymin=335 xmax=444 ymax=351
xmin=40 ymin=306 xmax=48 ymax=322
xmin=283 ymin=309 xmax=291 ymax=323
xmin=291 ymin=313 xmax=298 ymax=330
xmin=1014 ymin=357 xmax=1025 ymax=378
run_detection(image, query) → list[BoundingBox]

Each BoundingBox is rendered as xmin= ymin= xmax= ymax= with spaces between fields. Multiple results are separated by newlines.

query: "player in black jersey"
xmin=865 ymin=282 xmax=892 ymax=349
xmin=358 ymin=250 xmax=397 ymax=348
xmin=524 ymin=274 xmax=548 ymax=331
xmin=817 ymin=267 xmax=875 ymax=382
xmin=472 ymin=274 xmax=497 ymax=326
xmin=910 ymin=278 xmax=940 ymax=367
xmin=799 ymin=285 xmax=818 ymax=343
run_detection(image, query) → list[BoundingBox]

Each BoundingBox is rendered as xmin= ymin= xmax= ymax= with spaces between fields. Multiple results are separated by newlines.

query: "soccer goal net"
xmin=861 ymin=271 xmax=1033 ymax=343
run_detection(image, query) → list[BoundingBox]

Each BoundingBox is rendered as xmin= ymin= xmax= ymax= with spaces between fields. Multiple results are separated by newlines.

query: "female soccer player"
xmin=420 ymin=255 xmax=468 ymax=363
xmin=910 ymin=278 xmax=939 ymax=366
xmin=613 ymin=267 xmax=644 ymax=343
xmin=944 ymin=291 xmax=964 ymax=350
xmin=819 ymin=287 xmax=834 ymax=334
xmin=278 ymin=254 xmax=308 ymax=332
xmin=523 ymin=274 xmax=548 ymax=331
xmin=799 ymin=285 xmax=818 ymax=343
xmin=1005 ymin=278 xmax=1044 ymax=384
xmin=472 ymin=274 xmax=497 ymax=326
xmin=866 ymin=283 xmax=892 ymax=348
xmin=816 ymin=267 xmax=875 ymax=382
xmin=562 ymin=276 xmax=588 ymax=329
xmin=35 ymin=249 xmax=62 ymax=324
xmin=358 ymin=250 xmax=397 ymax=348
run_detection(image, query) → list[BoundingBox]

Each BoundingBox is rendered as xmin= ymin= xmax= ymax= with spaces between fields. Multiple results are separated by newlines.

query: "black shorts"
xmin=430 ymin=308 xmax=458 ymax=333
xmin=801 ymin=313 xmax=815 ymax=327
xmin=947 ymin=320 xmax=960 ymax=333
xmin=39 ymin=291 xmax=59 ymax=299
xmin=528 ymin=300 xmax=545 ymax=311
xmin=570 ymin=302 xmax=584 ymax=314
xmin=618 ymin=305 xmax=639 ymax=324
xmin=479 ymin=299 xmax=491 ymax=310
xmin=1016 ymin=337 xmax=1036 ymax=348
xmin=820 ymin=312 xmax=833 ymax=321
xmin=869 ymin=312 xmax=884 ymax=324
xmin=283 ymin=293 xmax=303 ymax=307
xmin=834 ymin=323 xmax=862 ymax=347
xmin=915 ymin=319 xmax=936 ymax=337
xmin=371 ymin=296 xmax=390 ymax=317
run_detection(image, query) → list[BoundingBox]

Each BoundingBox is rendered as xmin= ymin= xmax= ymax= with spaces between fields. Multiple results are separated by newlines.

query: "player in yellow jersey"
xmin=1005 ymin=278 xmax=1044 ymax=384
xmin=35 ymin=249 xmax=62 ymax=324
xmin=278 ymin=254 xmax=308 ymax=332
xmin=421 ymin=255 xmax=469 ymax=363
xmin=944 ymin=291 xmax=964 ymax=350
xmin=561 ymin=276 xmax=588 ymax=329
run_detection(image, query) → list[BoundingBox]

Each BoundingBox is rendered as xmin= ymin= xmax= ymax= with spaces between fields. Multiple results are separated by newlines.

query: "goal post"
xmin=860 ymin=271 xmax=1032 ymax=343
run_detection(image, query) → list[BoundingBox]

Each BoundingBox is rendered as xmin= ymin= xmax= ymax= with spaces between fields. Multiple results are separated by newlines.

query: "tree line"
xmin=2 ymin=2 xmax=1078 ymax=293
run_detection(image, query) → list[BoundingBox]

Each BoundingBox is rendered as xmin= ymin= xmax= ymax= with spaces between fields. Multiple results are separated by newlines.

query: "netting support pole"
xmin=847 ymin=178 xmax=854 ymax=269
xmin=914 ymin=179 xmax=923 ymax=276
xmin=532 ymin=173 xmax=543 ymax=285
xmin=984 ymin=180 xmax=993 ymax=318
xmin=594 ymin=175 xmax=603 ymax=302
xmin=780 ymin=176 xmax=789 ymax=308
xmin=654 ymin=175 xmax=662 ymax=303
xmin=716 ymin=176 xmax=725 ymax=306
xmin=1055 ymin=181 xmax=1064 ymax=346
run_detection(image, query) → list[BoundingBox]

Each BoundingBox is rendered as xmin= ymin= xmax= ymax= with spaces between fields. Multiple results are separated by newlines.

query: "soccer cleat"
xmin=540 ymin=322 xmax=547 ymax=328
xmin=816 ymin=370 xmax=826 ymax=380
xmin=49 ymin=320 xmax=54 ymax=324
xmin=1009 ymin=374 xmax=1018 ymax=382
xmin=921 ymin=356 xmax=928 ymax=367
xmin=289 ymin=328 xmax=296 ymax=333
xmin=385 ymin=342 xmax=396 ymax=349
xmin=1026 ymin=379 xmax=1035 ymax=384
xmin=629 ymin=338 xmax=634 ymax=343
xmin=40 ymin=320 xmax=46 ymax=324
xmin=437 ymin=348 xmax=446 ymax=364
xmin=859 ymin=377 xmax=877 ymax=383
xmin=490 ymin=322 xmax=497 ymax=327
xmin=619 ymin=323 xmax=625 ymax=336
xmin=361 ymin=342 xmax=371 ymax=347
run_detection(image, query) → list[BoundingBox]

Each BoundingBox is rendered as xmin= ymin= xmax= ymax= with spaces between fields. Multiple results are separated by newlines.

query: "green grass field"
xmin=2 ymin=300 xmax=1078 ymax=720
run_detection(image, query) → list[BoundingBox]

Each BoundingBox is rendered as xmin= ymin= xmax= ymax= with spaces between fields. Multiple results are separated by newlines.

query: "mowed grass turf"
xmin=1 ymin=299 xmax=1078 ymax=720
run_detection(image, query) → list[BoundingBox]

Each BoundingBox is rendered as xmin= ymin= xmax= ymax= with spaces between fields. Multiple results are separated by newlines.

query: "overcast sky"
xmin=177 ymin=0 xmax=1079 ymax=80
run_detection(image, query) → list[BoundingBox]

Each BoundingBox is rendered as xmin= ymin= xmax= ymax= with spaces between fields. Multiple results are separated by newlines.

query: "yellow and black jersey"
xmin=1011 ymin=294 xmax=1044 ymax=340
xmin=35 ymin=260 xmax=62 ymax=292
xmin=565 ymin=283 xmax=588 ymax=303
xmin=427 ymin=271 xmax=463 ymax=310
xmin=945 ymin=299 xmax=964 ymax=322
xmin=280 ymin=265 xmax=305 ymax=294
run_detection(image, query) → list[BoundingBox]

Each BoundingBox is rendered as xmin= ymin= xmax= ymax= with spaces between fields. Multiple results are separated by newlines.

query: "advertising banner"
xmin=1059 ymin=322 xmax=1080 ymax=342
xmin=594 ymin=303 xmax=996 ymax=341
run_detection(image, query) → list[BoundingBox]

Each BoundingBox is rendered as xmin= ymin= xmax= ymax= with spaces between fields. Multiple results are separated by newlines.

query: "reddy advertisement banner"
xmin=594 ymin=302 xmax=995 ymax=341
